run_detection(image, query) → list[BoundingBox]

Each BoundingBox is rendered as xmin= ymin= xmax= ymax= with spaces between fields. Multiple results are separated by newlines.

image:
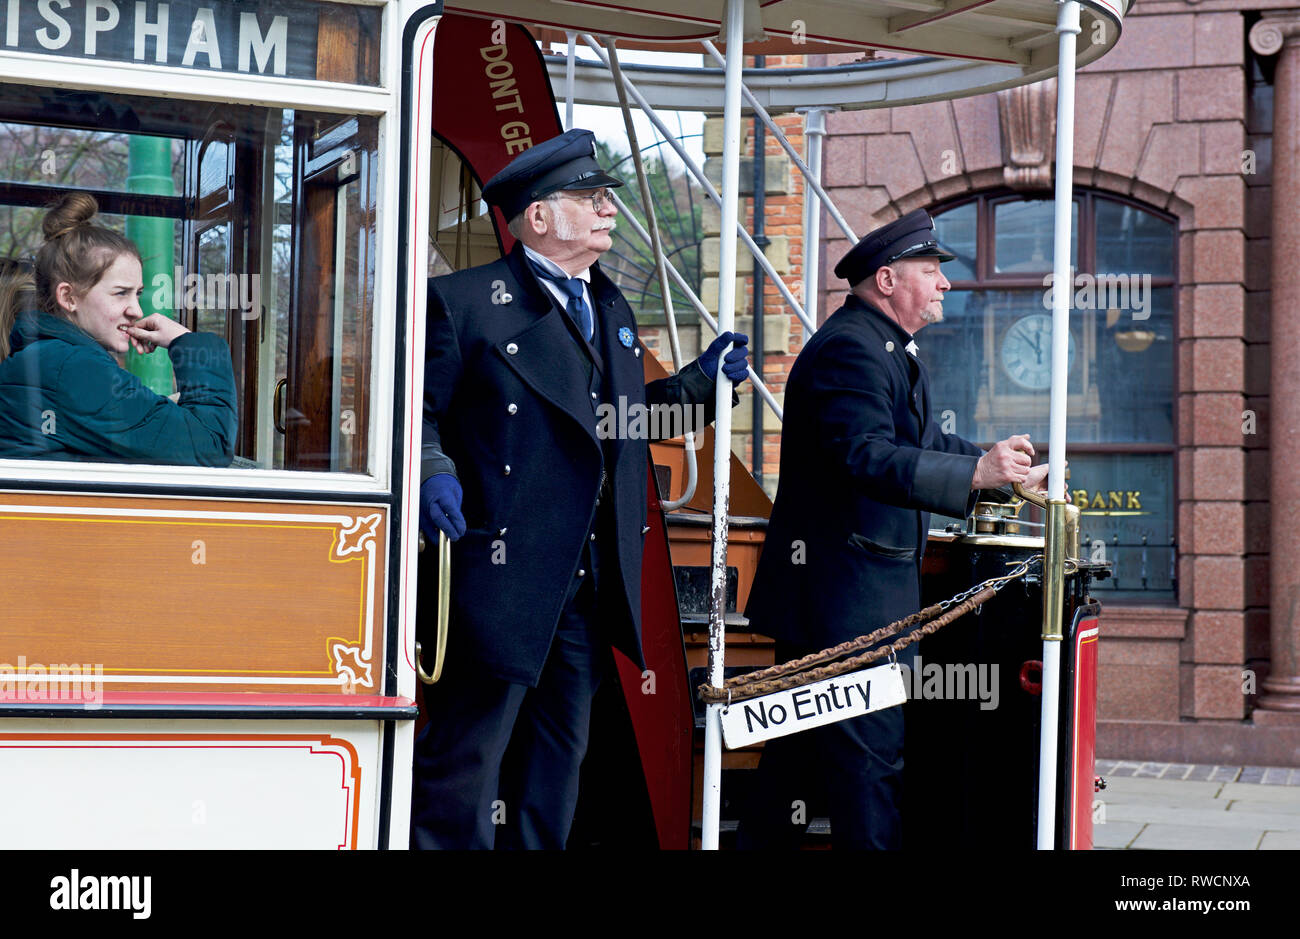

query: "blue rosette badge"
xmin=618 ymin=326 xmax=635 ymax=348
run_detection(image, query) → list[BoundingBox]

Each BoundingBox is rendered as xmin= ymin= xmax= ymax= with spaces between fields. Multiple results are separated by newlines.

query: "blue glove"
xmin=698 ymin=331 xmax=750 ymax=385
xmin=420 ymin=473 xmax=467 ymax=541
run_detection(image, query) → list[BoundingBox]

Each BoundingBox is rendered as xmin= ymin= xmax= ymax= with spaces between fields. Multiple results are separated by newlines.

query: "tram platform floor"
xmin=1094 ymin=759 xmax=1300 ymax=850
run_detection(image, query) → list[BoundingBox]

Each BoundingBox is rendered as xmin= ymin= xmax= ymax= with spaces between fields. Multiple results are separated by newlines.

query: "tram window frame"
xmin=928 ymin=190 xmax=1180 ymax=605
xmin=0 ymin=80 xmax=392 ymax=492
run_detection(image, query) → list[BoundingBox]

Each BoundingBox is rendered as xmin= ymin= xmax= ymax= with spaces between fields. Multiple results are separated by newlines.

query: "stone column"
xmin=1253 ymin=13 xmax=1300 ymax=716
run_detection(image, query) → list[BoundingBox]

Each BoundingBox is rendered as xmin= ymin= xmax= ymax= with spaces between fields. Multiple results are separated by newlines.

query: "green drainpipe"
xmin=125 ymin=135 xmax=176 ymax=394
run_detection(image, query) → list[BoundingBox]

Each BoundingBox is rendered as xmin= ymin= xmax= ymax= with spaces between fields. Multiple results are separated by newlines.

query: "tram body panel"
xmin=910 ymin=531 xmax=1103 ymax=849
xmin=1065 ymin=607 xmax=1100 ymax=851
xmin=0 ymin=491 xmax=388 ymax=695
xmin=0 ymin=0 xmax=431 ymax=849
xmin=0 ymin=717 xmax=390 ymax=849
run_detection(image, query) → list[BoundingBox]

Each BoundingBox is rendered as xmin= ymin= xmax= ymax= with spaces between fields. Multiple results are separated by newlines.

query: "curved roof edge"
xmin=546 ymin=44 xmax=1110 ymax=116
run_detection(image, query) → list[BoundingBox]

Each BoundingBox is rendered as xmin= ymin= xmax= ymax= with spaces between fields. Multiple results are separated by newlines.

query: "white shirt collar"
xmin=523 ymin=244 xmax=590 ymax=283
xmin=906 ymin=339 xmax=919 ymax=357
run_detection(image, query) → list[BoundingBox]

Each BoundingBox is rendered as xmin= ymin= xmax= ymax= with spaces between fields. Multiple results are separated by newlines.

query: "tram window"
xmin=0 ymin=123 xmax=186 ymax=193
xmin=0 ymin=88 xmax=378 ymax=477
xmin=199 ymin=139 xmax=232 ymax=204
xmin=195 ymin=223 xmax=231 ymax=338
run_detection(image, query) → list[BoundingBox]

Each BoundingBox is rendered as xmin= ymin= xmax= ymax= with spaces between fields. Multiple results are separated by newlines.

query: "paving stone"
xmin=1162 ymin=763 xmax=1195 ymax=779
xmin=1238 ymin=766 xmax=1266 ymax=783
xmin=1102 ymin=777 xmax=1226 ymax=798
xmin=1218 ymin=782 xmax=1300 ymax=802
xmin=1091 ymin=820 xmax=1144 ymax=849
xmin=1208 ymin=766 xmax=1242 ymax=782
xmin=1129 ymin=823 xmax=1262 ymax=850
xmin=1101 ymin=793 xmax=1231 ymax=811
xmin=1109 ymin=804 xmax=1300 ymax=831
xmin=1259 ymin=831 xmax=1300 ymax=849
xmin=1226 ymin=799 xmax=1300 ymax=816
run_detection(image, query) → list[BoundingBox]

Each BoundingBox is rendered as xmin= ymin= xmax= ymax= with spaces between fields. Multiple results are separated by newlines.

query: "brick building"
xmin=682 ymin=3 xmax=1300 ymax=764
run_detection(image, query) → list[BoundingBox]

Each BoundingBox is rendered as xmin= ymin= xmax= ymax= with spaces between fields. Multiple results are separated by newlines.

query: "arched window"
xmin=930 ymin=191 xmax=1177 ymax=603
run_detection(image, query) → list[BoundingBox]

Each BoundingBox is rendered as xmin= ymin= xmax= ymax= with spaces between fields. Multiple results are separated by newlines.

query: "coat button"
xmin=506 ymin=342 xmax=518 ymax=355
xmin=885 ymin=341 xmax=895 ymax=352
xmin=577 ymin=569 xmax=586 ymax=578
xmin=507 ymin=403 xmax=517 ymax=415
xmin=503 ymin=464 xmax=511 ymax=475
xmin=635 ymin=347 xmax=641 ymax=357
xmin=641 ymin=525 xmax=650 ymax=534
xmin=590 ymin=392 xmax=598 ymax=400
xmin=590 ymin=532 xmax=596 ymax=541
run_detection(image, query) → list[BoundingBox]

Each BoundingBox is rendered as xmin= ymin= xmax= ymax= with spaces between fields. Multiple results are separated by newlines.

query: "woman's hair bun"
xmin=42 ymin=192 xmax=100 ymax=242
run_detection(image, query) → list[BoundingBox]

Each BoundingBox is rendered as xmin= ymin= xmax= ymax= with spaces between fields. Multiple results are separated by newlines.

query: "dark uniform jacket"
xmin=746 ymin=294 xmax=995 ymax=653
xmin=423 ymin=243 xmax=717 ymax=686
xmin=0 ymin=310 xmax=236 ymax=466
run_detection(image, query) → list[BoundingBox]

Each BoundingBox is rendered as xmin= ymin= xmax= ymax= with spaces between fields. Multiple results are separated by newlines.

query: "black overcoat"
xmin=745 ymin=294 xmax=989 ymax=653
xmin=422 ymin=243 xmax=715 ymax=686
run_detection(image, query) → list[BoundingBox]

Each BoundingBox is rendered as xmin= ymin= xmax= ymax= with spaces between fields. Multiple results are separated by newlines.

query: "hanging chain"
xmin=698 ymin=554 xmax=1045 ymax=704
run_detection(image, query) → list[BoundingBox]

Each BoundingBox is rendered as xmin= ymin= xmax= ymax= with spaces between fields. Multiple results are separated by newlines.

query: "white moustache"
xmin=592 ymin=220 xmax=616 ymax=232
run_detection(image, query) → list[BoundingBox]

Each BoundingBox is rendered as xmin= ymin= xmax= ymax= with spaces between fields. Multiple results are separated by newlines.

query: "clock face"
xmin=1001 ymin=314 xmax=1075 ymax=390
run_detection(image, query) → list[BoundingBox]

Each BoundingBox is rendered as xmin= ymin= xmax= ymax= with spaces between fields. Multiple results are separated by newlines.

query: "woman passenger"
xmin=0 ymin=193 xmax=236 ymax=466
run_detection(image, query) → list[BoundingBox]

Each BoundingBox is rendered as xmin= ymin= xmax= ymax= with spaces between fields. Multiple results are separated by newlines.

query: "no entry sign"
xmin=719 ymin=662 xmax=907 ymax=748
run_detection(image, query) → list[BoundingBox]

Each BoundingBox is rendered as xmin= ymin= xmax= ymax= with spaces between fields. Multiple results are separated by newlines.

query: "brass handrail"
xmin=415 ymin=530 xmax=451 ymax=684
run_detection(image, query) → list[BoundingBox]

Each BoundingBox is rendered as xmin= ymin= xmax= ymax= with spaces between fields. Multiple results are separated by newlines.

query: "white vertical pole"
xmin=701 ymin=0 xmax=745 ymax=851
xmin=1037 ymin=0 xmax=1080 ymax=851
xmin=799 ymin=107 xmax=828 ymax=324
xmin=564 ymin=32 xmax=577 ymax=130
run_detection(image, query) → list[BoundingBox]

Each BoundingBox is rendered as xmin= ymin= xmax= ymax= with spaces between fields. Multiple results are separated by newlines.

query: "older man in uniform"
xmin=738 ymin=209 xmax=1047 ymax=849
xmin=411 ymin=129 xmax=749 ymax=849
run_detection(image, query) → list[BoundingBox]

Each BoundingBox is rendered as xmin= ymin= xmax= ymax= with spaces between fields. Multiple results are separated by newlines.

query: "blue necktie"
xmin=531 ymin=264 xmax=593 ymax=341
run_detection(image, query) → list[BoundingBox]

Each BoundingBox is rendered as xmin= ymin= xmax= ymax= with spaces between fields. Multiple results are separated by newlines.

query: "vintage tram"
xmin=0 ymin=0 xmax=1124 ymax=849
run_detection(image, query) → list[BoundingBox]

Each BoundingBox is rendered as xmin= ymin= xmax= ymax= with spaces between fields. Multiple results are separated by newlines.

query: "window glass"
xmin=0 ymin=89 xmax=377 ymax=476
xmin=1096 ymin=201 xmax=1174 ymax=277
xmin=925 ymin=191 xmax=1177 ymax=603
xmin=933 ymin=201 xmax=976 ymax=282
xmin=926 ymin=287 xmax=1173 ymax=444
xmin=195 ymin=223 xmax=231 ymax=339
xmin=199 ymin=139 xmax=231 ymax=201
xmin=993 ymin=199 xmax=1078 ymax=273
xmin=0 ymin=123 xmax=185 ymax=192
xmin=1071 ymin=452 xmax=1175 ymax=602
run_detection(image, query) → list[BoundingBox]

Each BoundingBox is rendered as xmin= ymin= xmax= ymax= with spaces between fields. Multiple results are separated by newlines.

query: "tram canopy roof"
xmin=446 ymin=0 xmax=1128 ymax=72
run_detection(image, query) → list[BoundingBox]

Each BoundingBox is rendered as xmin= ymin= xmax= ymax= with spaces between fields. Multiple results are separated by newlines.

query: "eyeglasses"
xmin=556 ymin=188 xmax=614 ymax=212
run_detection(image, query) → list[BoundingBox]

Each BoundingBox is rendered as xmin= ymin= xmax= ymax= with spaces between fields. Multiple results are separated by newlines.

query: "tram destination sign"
xmin=0 ymin=0 xmax=383 ymax=82
xmin=719 ymin=663 xmax=907 ymax=748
